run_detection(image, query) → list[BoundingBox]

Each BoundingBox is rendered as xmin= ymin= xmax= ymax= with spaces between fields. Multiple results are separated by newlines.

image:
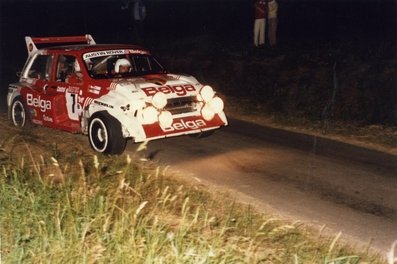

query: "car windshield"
xmin=83 ymin=52 xmax=165 ymax=79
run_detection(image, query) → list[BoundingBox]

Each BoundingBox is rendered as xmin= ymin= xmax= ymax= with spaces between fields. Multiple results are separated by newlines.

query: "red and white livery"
xmin=7 ymin=35 xmax=228 ymax=154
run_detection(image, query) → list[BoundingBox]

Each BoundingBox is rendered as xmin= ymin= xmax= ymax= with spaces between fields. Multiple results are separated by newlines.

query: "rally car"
xmin=7 ymin=35 xmax=228 ymax=154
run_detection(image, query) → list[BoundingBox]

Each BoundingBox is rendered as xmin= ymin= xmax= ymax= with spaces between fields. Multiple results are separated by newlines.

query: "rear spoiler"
xmin=25 ymin=34 xmax=96 ymax=56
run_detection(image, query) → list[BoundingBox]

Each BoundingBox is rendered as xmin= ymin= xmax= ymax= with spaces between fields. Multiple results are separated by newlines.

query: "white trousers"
xmin=254 ymin=18 xmax=266 ymax=47
xmin=268 ymin=17 xmax=278 ymax=47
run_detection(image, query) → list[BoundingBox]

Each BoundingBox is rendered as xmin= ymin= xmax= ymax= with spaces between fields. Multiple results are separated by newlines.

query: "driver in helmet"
xmin=114 ymin=58 xmax=132 ymax=74
xmin=66 ymin=60 xmax=83 ymax=83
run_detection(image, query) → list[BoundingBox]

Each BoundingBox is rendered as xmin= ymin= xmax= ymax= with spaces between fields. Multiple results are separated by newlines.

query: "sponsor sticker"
xmin=94 ymin=100 xmax=114 ymax=109
xmin=142 ymin=84 xmax=196 ymax=97
xmin=88 ymin=85 xmax=101 ymax=94
xmin=43 ymin=115 xmax=53 ymax=122
xmin=83 ymin=49 xmax=149 ymax=60
xmin=162 ymin=119 xmax=207 ymax=132
xmin=26 ymin=93 xmax=51 ymax=112
xmin=67 ymin=86 xmax=79 ymax=94
xmin=57 ymin=86 xmax=66 ymax=93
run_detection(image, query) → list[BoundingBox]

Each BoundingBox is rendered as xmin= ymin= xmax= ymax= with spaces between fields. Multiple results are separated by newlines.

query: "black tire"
xmin=10 ymin=96 xmax=30 ymax=128
xmin=189 ymin=130 xmax=215 ymax=139
xmin=88 ymin=112 xmax=127 ymax=155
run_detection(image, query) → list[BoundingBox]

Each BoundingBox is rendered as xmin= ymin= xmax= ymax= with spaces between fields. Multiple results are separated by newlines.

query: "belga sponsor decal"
xmin=162 ymin=119 xmax=207 ymax=132
xmin=142 ymin=84 xmax=196 ymax=96
xmin=26 ymin=93 xmax=51 ymax=112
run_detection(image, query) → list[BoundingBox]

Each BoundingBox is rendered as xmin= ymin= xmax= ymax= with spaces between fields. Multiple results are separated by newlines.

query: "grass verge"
xmin=0 ymin=130 xmax=386 ymax=263
xmin=226 ymin=96 xmax=397 ymax=155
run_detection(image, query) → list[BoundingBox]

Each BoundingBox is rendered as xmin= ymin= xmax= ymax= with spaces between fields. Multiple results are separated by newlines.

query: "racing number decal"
xmin=70 ymin=93 xmax=77 ymax=113
xmin=66 ymin=90 xmax=80 ymax=120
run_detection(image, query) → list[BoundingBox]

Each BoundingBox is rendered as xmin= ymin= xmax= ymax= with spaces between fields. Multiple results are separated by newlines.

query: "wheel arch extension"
xmin=87 ymin=104 xmax=146 ymax=141
xmin=7 ymin=89 xmax=22 ymax=120
xmin=87 ymin=110 xmax=127 ymax=155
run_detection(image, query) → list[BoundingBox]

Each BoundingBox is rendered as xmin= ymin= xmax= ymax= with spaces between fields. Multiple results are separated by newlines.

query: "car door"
xmin=46 ymin=54 xmax=84 ymax=132
xmin=20 ymin=53 xmax=55 ymax=126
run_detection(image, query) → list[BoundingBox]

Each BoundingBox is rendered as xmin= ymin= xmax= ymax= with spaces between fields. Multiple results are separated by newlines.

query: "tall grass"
xmin=0 ymin=139 xmax=385 ymax=263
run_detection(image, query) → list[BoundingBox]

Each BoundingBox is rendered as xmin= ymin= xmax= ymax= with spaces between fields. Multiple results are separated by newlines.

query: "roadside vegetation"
xmin=154 ymin=35 xmax=396 ymax=153
xmin=0 ymin=118 xmax=386 ymax=263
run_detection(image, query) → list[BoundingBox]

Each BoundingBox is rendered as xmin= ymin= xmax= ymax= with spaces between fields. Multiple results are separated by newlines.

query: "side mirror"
xmin=16 ymin=71 xmax=22 ymax=77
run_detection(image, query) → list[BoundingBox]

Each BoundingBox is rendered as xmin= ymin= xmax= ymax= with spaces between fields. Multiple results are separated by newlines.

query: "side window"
xmin=27 ymin=54 xmax=52 ymax=80
xmin=133 ymin=56 xmax=150 ymax=73
xmin=56 ymin=55 xmax=78 ymax=82
xmin=149 ymin=56 xmax=164 ymax=73
xmin=131 ymin=55 xmax=164 ymax=74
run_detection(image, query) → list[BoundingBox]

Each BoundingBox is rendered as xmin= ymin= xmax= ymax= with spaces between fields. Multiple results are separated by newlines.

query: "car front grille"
xmin=165 ymin=96 xmax=198 ymax=115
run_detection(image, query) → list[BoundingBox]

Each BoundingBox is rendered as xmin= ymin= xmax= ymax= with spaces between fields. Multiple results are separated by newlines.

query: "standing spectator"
xmin=267 ymin=0 xmax=278 ymax=48
xmin=133 ymin=0 xmax=147 ymax=44
xmin=120 ymin=0 xmax=132 ymax=41
xmin=253 ymin=0 xmax=267 ymax=47
xmin=121 ymin=0 xmax=147 ymax=44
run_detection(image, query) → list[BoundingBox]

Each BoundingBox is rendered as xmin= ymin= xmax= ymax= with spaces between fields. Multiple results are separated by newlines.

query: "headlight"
xmin=200 ymin=85 xmax=215 ymax=102
xmin=208 ymin=96 xmax=224 ymax=114
xmin=141 ymin=106 xmax=158 ymax=124
xmin=158 ymin=111 xmax=173 ymax=128
xmin=196 ymin=93 xmax=203 ymax=102
xmin=201 ymin=104 xmax=215 ymax=121
xmin=152 ymin=92 xmax=167 ymax=109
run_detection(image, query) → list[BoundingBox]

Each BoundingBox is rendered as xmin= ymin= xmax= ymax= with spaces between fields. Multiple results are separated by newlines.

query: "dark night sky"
xmin=0 ymin=0 xmax=395 ymax=111
xmin=1 ymin=0 xmax=395 ymax=46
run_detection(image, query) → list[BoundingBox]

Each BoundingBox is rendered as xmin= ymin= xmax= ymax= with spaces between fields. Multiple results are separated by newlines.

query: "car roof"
xmin=44 ymin=44 xmax=150 ymax=55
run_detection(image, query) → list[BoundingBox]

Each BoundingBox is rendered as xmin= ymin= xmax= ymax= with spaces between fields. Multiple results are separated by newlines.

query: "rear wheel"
xmin=11 ymin=97 xmax=29 ymax=128
xmin=88 ymin=112 xmax=127 ymax=155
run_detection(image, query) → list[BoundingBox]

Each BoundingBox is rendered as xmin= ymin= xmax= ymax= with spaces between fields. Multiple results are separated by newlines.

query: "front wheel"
xmin=11 ymin=97 xmax=30 ymax=128
xmin=88 ymin=112 xmax=127 ymax=155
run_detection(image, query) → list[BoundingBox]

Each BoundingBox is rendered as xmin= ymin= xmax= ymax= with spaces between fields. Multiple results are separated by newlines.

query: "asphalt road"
xmin=127 ymin=117 xmax=397 ymax=255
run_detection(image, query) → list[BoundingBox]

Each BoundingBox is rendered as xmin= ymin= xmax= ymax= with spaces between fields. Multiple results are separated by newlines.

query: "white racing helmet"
xmin=114 ymin=58 xmax=131 ymax=73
